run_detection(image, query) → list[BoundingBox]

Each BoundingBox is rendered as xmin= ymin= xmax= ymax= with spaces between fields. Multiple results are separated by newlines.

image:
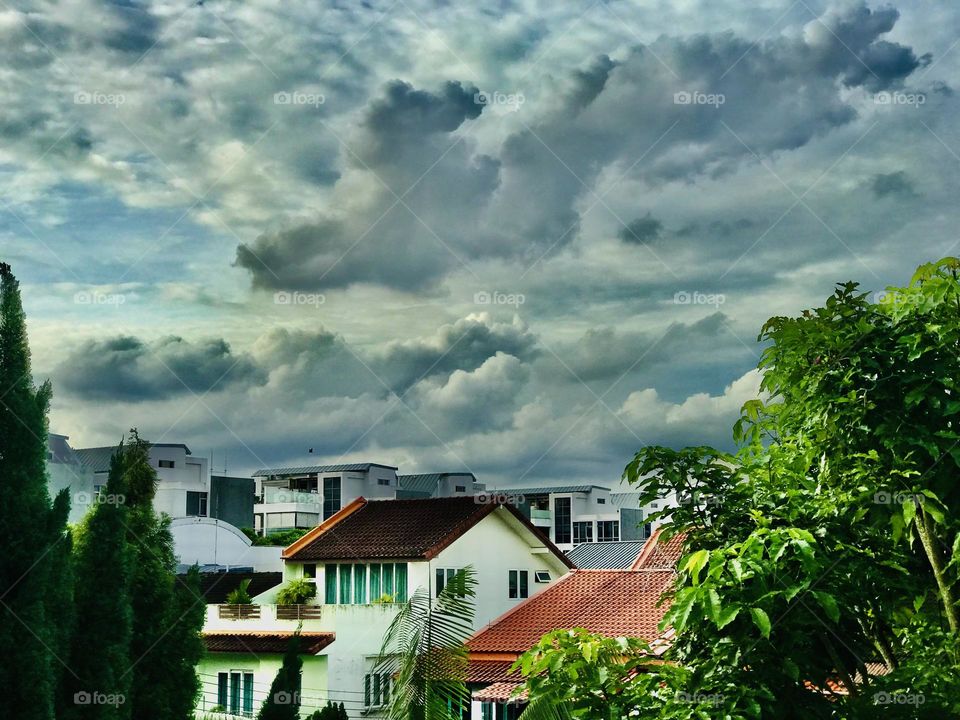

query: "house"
xmin=252 ymin=463 xmax=486 ymax=536
xmin=75 ymin=442 xmax=213 ymax=520
xmin=46 ymin=434 xmax=97 ymax=524
xmin=464 ymin=528 xmax=685 ymax=719
xmin=487 ymin=485 xmax=647 ymax=552
xmin=196 ymin=496 xmax=573 ymax=718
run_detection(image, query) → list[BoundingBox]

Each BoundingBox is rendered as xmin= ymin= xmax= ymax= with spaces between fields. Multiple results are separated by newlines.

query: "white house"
xmin=46 ymin=434 xmax=97 ymax=524
xmin=75 ymin=442 xmax=211 ymax=520
xmin=196 ymin=495 xmax=573 ymax=718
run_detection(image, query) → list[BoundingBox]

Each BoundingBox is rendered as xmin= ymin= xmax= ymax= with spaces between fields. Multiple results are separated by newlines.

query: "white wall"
xmin=172 ymin=517 xmax=282 ymax=571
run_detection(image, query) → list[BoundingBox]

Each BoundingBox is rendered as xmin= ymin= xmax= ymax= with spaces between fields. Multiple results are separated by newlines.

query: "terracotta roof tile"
xmin=468 ymin=569 xmax=675 ymax=653
xmin=285 ymin=496 xmax=572 ymax=566
xmin=473 ymin=682 xmax=527 ymax=703
xmin=632 ymin=528 xmax=686 ymax=570
xmin=466 ymin=660 xmax=521 ymax=684
xmin=203 ymin=631 xmax=335 ymax=654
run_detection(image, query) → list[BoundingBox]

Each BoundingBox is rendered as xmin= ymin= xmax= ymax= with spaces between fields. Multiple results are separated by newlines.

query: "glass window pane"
xmin=508 ymin=570 xmax=518 ymax=599
xmin=364 ymin=674 xmax=371 ymax=707
xmin=339 ymin=564 xmax=352 ymax=604
xmin=230 ymin=672 xmax=241 ymax=714
xmin=243 ymin=673 xmax=254 ymax=714
xmin=354 ymin=563 xmax=367 ymax=604
xmin=436 ymin=568 xmax=445 ymax=597
xmin=217 ymin=673 xmax=228 ymax=708
xmin=395 ymin=563 xmax=408 ymax=602
xmin=519 ymin=571 xmax=529 ymax=598
xmin=370 ymin=564 xmax=381 ymax=599
xmin=325 ymin=564 xmax=338 ymax=604
xmin=554 ymin=497 xmax=571 ymax=544
xmin=383 ymin=563 xmax=394 ymax=598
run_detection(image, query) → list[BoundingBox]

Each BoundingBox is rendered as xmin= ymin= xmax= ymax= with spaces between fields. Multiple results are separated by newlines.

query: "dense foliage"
xmin=519 ymin=259 xmax=960 ymax=718
xmin=256 ymin=634 xmax=303 ymax=720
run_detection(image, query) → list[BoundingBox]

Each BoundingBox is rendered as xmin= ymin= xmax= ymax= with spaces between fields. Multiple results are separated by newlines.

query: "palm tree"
xmin=375 ymin=567 xmax=478 ymax=720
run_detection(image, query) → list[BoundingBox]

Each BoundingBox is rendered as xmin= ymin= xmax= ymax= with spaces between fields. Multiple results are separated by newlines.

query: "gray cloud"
xmin=870 ymin=170 xmax=916 ymax=198
xmin=619 ymin=213 xmax=664 ymax=245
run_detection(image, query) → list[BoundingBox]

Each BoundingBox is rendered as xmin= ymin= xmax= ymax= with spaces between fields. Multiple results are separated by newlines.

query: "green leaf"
xmin=750 ymin=607 xmax=771 ymax=639
xmin=716 ymin=605 xmax=740 ymax=629
xmin=684 ymin=550 xmax=710 ymax=583
xmin=813 ymin=592 xmax=840 ymax=623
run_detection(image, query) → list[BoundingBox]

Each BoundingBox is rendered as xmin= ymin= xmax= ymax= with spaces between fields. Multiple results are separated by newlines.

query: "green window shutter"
xmin=242 ymin=673 xmax=254 ymax=714
xmin=364 ymin=674 xmax=371 ymax=707
xmin=373 ymin=673 xmax=381 ymax=705
xmin=394 ymin=563 xmax=408 ymax=602
xmin=520 ymin=570 xmax=529 ymax=598
xmin=325 ymin=564 xmax=338 ymax=604
xmin=353 ymin=563 xmax=367 ymax=604
xmin=383 ymin=563 xmax=394 ymax=599
xmin=230 ymin=672 xmax=241 ymax=714
xmin=217 ymin=673 xmax=228 ymax=708
xmin=339 ymin=563 xmax=352 ymax=604
xmin=382 ymin=673 xmax=390 ymax=704
xmin=370 ymin=564 xmax=381 ymax=600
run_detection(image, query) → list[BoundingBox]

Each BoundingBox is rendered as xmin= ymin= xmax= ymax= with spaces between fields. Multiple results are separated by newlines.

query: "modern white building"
xmin=75 ymin=442 xmax=211 ymax=520
xmin=196 ymin=495 xmax=573 ymax=718
xmin=46 ymin=434 xmax=98 ymax=524
xmin=171 ymin=517 xmax=282 ymax=573
xmin=251 ymin=463 xmax=485 ymax=536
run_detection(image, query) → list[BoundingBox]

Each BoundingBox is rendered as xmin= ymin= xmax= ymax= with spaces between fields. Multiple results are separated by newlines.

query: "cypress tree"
xmin=0 ymin=262 xmax=70 ymax=720
xmin=257 ymin=634 xmax=303 ymax=720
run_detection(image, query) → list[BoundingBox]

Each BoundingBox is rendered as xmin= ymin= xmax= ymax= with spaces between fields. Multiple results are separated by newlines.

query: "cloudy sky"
xmin=4 ymin=0 xmax=958 ymax=486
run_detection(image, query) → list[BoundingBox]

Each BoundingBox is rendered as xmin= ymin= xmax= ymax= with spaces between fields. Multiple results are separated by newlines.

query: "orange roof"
xmin=468 ymin=569 xmax=674 ymax=653
xmin=473 ymin=682 xmax=527 ymax=703
xmin=203 ymin=631 xmax=335 ymax=654
xmin=632 ymin=527 xmax=686 ymax=569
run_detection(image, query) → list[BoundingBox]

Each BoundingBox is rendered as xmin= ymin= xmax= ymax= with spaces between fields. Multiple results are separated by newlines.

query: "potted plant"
xmin=277 ymin=578 xmax=316 ymax=606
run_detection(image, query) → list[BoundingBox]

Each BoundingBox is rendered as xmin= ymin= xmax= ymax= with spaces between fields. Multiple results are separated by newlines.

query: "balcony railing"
xmin=218 ymin=604 xmax=261 ymax=620
xmin=276 ymin=604 xmax=324 ymax=620
xmin=529 ymin=508 xmax=552 ymax=521
xmin=256 ymin=488 xmax=322 ymax=505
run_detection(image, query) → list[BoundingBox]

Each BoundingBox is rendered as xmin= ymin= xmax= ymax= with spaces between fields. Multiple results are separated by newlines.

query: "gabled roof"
xmin=74 ymin=443 xmax=192 ymax=472
xmin=631 ymin=527 xmax=686 ymax=570
xmin=283 ymin=496 xmax=574 ymax=566
xmin=566 ymin=541 xmax=644 ymax=569
xmin=467 ymin=569 xmax=674 ymax=654
xmin=203 ymin=631 xmax=335 ymax=654
xmin=252 ymin=462 xmax=397 ymax=477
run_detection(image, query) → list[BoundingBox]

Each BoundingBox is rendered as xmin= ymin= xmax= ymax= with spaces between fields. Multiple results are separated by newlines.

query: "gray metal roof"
xmin=566 ymin=541 xmax=644 ymax=569
xmin=489 ymin=485 xmax=611 ymax=496
xmin=75 ymin=443 xmax=193 ymax=473
xmin=397 ymin=472 xmax=477 ymax=493
xmin=252 ymin=462 xmax=398 ymax=477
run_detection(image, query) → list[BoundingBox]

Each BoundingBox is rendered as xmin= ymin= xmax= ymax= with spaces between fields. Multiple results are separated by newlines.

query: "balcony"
xmin=206 ymin=602 xmax=402 ymax=635
xmin=529 ymin=508 xmax=552 ymax=525
xmin=257 ymin=487 xmax=322 ymax=506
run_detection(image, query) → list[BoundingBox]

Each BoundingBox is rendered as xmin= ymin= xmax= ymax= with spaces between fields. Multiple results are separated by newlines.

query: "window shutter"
xmin=325 ymin=564 xmax=338 ymax=604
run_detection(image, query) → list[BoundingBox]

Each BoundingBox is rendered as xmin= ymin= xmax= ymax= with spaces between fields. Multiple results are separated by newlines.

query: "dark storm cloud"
xmin=870 ymin=171 xmax=916 ymax=198
xmin=57 ymin=335 xmax=265 ymax=401
xmin=619 ymin=213 xmax=664 ymax=245
xmin=234 ymin=1 xmax=924 ymax=293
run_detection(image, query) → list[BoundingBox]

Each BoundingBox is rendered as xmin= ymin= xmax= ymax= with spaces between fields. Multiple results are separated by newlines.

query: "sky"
xmin=3 ymin=0 xmax=958 ymax=487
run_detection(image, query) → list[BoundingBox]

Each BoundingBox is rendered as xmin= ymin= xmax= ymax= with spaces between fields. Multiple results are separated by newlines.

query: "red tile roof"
xmin=632 ymin=528 xmax=686 ymax=570
xmin=284 ymin=496 xmax=573 ymax=566
xmin=473 ymin=682 xmax=527 ymax=703
xmin=203 ymin=631 xmax=335 ymax=654
xmin=468 ymin=569 xmax=675 ymax=653
xmin=466 ymin=660 xmax=521 ymax=684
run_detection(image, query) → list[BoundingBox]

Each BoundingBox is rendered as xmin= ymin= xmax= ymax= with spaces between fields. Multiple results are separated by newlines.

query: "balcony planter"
xmin=276 ymin=604 xmax=323 ymax=620
xmin=218 ymin=604 xmax=261 ymax=620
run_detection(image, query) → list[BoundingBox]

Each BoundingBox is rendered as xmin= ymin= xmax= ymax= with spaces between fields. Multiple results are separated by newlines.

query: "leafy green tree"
xmin=257 ymin=633 xmax=303 ymax=720
xmin=61 ymin=449 xmax=134 ymax=720
xmin=376 ymin=567 xmax=477 ymax=720
xmin=0 ymin=262 xmax=71 ymax=720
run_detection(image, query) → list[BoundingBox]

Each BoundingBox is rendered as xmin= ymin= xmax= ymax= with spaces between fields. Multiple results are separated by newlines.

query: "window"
xmin=324 ymin=562 xmax=407 ymax=603
xmin=508 ymin=570 xmax=529 ymax=599
xmin=482 ymin=703 xmax=494 ymax=720
xmin=322 ymin=477 xmax=341 ymax=520
xmin=455 ymin=485 xmax=466 ymax=492
xmin=353 ymin=563 xmax=367 ymax=604
xmin=303 ymin=563 xmax=316 ymax=579
xmin=364 ymin=672 xmax=391 ymax=708
xmin=435 ymin=568 xmax=465 ymax=597
xmin=325 ymin=564 xmax=337 ymax=604
xmin=597 ymin=520 xmax=620 ymax=542
xmin=185 ymin=491 xmax=207 ymax=517
xmin=534 ymin=571 xmax=551 ymax=584
xmin=573 ymin=521 xmax=593 ymax=544
xmin=553 ymin=497 xmax=571 ymax=544
xmin=377 ymin=477 xmax=391 ymax=486
xmin=158 ymin=459 xmax=175 ymax=468
xmin=338 ymin=564 xmax=352 ymax=604
xmin=597 ymin=497 xmax=606 ymax=504
xmin=218 ymin=671 xmax=253 ymax=715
